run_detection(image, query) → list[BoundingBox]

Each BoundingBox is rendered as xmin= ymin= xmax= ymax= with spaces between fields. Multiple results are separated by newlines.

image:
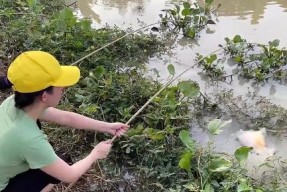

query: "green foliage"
xmin=197 ymin=35 xmax=287 ymax=83
xmin=168 ymin=64 xmax=176 ymax=76
xmin=0 ymin=1 xmax=278 ymax=191
xmin=197 ymin=53 xmax=225 ymax=79
xmin=173 ymin=119 xmax=264 ymax=191
xmin=179 ymin=130 xmax=195 ymax=150
xmin=208 ymin=158 xmax=231 ymax=172
xmin=71 ymin=63 xmax=198 ymax=189
xmin=178 ymin=80 xmax=200 ymax=98
xmin=234 ymin=146 xmax=252 ymax=165
xmin=207 ymin=119 xmax=232 ymax=135
xmin=179 ymin=150 xmax=193 ymax=171
xmin=159 ymin=1 xmax=217 ymax=38
xmin=0 ymin=1 xmax=161 ymax=70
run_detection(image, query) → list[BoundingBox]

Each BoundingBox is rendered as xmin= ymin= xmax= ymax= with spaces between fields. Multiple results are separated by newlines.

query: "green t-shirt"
xmin=0 ymin=95 xmax=58 ymax=190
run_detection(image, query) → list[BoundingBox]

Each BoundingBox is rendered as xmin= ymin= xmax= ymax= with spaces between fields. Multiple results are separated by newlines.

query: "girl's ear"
xmin=40 ymin=91 xmax=48 ymax=102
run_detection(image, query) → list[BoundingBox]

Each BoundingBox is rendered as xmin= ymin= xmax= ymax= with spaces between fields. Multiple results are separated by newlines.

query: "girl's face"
xmin=44 ymin=87 xmax=65 ymax=107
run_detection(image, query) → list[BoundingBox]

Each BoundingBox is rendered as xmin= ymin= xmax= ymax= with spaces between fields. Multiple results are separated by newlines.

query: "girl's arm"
xmin=39 ymin=107 xmax=129 ymax=136
xmin=41 ymin=140 xmax=111 ymax=183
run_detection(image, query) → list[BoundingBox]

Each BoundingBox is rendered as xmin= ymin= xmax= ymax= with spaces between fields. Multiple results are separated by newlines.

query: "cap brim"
xmin=53 ymin=66 xmax=80 ymax=87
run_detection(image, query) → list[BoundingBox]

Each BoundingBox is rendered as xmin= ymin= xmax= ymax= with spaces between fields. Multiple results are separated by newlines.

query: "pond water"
xmin=73 ymin=0 xmax=287 ymax=179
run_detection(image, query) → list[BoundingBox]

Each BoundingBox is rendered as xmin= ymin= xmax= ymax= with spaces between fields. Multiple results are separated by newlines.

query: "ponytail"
xmin=1 ymin=76 xmax=49 ymax=130
xmin=0 ymin=76 xmax=54 ymax=109
xmin=0 ymin=76 xmax=12 ymax=90
xmin=14 ymin=87 xmax=54 ymax=109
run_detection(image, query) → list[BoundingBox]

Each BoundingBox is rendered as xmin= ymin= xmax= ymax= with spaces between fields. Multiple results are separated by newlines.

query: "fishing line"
xmin=63 ymin=45 xmax=223 ymax=191
xmin=70 ymin=22 xmax=159 ymax=66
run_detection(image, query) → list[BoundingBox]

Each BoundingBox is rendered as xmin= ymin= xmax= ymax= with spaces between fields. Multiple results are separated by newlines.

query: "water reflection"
xmin=78 ymin=0 xmax=101 ymax=23
xmin=75 ymin=0 xmax=287 ymax=178
xmin=77 ymin=0 xmax=147 ymax=23
xmin=79 ymin=0 xmax=287 ymax=26
xmin=76 ymin=0 xmax=172 ymax=27
xmin=215 ymin=0 xmax=287 ymax=24
xmin=101 ymin=0 xmax=146 ymax=16
xmin=76 ymin=0 xmax=287 ymax=106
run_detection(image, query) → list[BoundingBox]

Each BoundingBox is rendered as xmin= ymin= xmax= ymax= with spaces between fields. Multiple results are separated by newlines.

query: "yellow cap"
xmin=7 ymin=51 xmax=80 ymax=93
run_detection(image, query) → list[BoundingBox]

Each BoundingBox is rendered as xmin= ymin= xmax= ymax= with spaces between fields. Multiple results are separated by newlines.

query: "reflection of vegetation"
xmin=197 ymin=35 xmax=287 ymax=83
xmin=78 ymin=0 xmax=101 ymax=23
xmin=77 ymin=0 xmax=146 ymax=22
xmin=101 ymin=0 xmax=146 ymax=15
xmin=213 ymin=0 xmax=287 ymax=24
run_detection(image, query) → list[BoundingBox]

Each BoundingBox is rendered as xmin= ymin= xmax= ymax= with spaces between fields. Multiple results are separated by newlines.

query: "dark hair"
xmin=14 ymin=86 xmax=54 ymax=109
xmin=0 ymin=76 xmax=12 ymax=90
xmin=0 ymin=75 xmax=49 ymax=129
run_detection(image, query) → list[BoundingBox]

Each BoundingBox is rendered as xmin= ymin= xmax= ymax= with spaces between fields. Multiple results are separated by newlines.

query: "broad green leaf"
xmin=56 ymin=19 xmax=67 ymax=32
xmin=167 ymin=64 xmax=175 ymax=75
xmin=268 ymin=39 xmax=280 ymax=47
xmin=233 ymin=35 xmax=243 ymax=43
xmin=60 ymin=8 xmax=74 ymax=20
xmin=179 ymin=130 xmax=194 ymax=150
xmin=207 ymin=119 xmax=232 ymax=135
xmin=234 ymin=146 xmax=252 ymax=164
xmin=206 ymin=54 xmax=217 ymax=64
xmin=183 ymin=2 xmax=191 ymax=9
xmin=182 ymin=8 xmax=191 ymax=16
xmin=237 ymin=181 xmax=252 ymax=192
xmin=94 ymin=66 xmax=105 ymax=78
xmin=179 ymin=151 xmax=193 ymax=171
xmin=186 ymin=27 xmax=196 ymax=38
xmin=178 ymin=80 xmax=200 ymax=98
xmin=208 ymin=158 xmax=231 ymax=172
xmin=80 ymin=20 xmax=92 ymax=31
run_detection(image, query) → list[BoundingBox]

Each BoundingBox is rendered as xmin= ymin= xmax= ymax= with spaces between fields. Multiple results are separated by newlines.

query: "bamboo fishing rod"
xmin=63 ymin=45 xmax=222 ymax=191
xmin=70 ymin=22 xmax=159 ymax=66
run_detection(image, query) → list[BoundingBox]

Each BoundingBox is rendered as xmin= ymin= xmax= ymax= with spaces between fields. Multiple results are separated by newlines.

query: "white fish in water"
xmin=236 ymin=128 xmax=275 ymax=156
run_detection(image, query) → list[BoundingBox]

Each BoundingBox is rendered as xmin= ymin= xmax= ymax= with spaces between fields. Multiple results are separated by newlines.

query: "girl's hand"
xmin=107 ymin=122 xmax=129 ymax=136
xmin=91 ymin=140 xmax=112 ymax=160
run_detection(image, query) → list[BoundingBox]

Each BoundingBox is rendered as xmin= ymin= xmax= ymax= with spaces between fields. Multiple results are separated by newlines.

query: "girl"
xmin=0 ymin=51 xmax=129 ymax=192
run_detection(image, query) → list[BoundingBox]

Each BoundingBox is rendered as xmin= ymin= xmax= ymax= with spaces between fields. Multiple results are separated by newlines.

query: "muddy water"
xmin=75 ymin=0 xmax=287 ymax=106
xmin=75 ymin=0 xmax=287 ymax=179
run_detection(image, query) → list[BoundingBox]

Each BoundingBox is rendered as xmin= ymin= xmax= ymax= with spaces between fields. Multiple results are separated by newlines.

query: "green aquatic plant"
xmin=1 ymin=1 xmax=284 ymax=191
xmin=196 ymin=35 xmax=287 ymax=83
xmin=159 ymin=1 xmax=217 ymax=38
xmin=174 ymin=120 xmax=263 ymax=192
